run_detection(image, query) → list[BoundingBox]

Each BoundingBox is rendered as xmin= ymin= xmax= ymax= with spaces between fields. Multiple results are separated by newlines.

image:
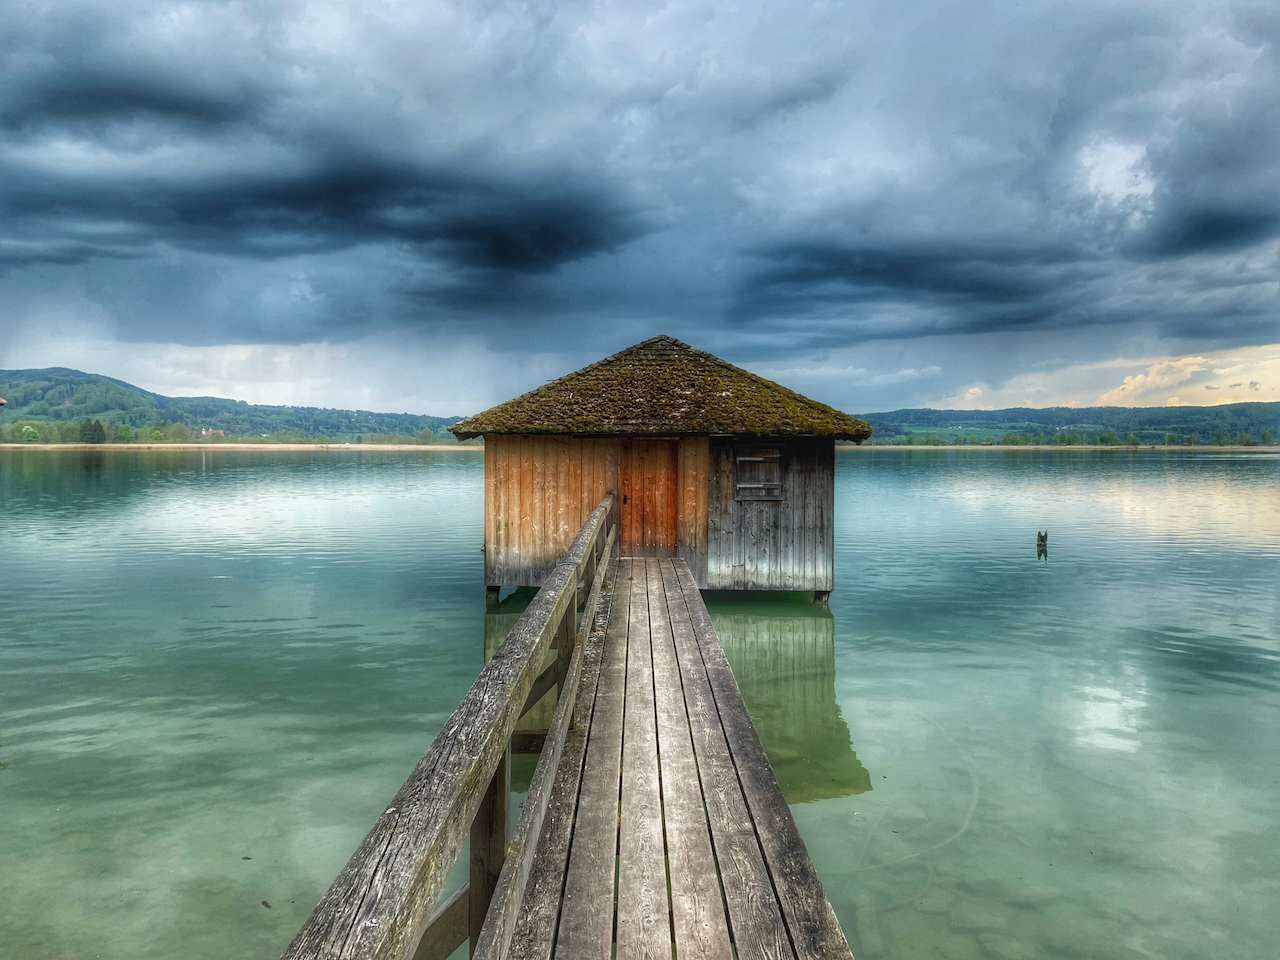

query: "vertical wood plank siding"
xmin=484 ymin=434 xmax=832 ymax=591
xmin=486 ymin=437 xmax=623 ymax=586
xmin=706 ymin=437 xmax=834 ymax=592
xmin=620 ymin=439 xmax=680 ymax=557
xmin=677 ymin=437 xmax=709 ymax=584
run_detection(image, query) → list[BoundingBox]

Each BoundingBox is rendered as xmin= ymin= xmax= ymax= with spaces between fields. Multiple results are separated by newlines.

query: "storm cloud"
xmin=1 ymin=0 xmax=1276 ymax=408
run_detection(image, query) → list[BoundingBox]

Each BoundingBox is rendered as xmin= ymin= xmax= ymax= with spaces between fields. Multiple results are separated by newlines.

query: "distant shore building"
xmin=451 ymin=336 xmax=871 ymax=599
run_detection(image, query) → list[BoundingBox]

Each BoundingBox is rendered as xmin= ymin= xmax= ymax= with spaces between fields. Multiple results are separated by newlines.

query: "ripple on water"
xmin=2 ymin=447 xmax=1278 ymax=959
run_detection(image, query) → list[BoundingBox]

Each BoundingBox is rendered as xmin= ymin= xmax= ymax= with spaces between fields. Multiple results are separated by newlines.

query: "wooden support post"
xmin=469 ymin=746 xmax=510 ymax=956
xmin=556 ymin=602 xmax=574 ymax=702
xmin=814 ymin=590 xmax=831 ymax=605
xmin=485 ymin=585 xmax=501 ymax=607
xmin=578 ymin=553 xmax=592 ymax=610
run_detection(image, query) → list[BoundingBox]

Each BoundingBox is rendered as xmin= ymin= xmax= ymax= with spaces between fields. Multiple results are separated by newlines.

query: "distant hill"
xmin=0 ymin=367 xmax=462 ymax=440
xmin=855 ymin=403 xmax=1280 ymax=442
xmin=4 ymin=366 xmax=1275 ymax=445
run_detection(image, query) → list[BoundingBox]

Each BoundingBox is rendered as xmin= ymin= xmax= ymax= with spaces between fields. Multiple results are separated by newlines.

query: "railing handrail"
xmin=283 ymin=495 xmax=615 ymax=960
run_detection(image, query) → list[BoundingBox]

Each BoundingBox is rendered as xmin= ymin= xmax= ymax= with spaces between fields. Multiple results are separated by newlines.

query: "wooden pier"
xmin=284 ymin=498 xmax=851 ymax=960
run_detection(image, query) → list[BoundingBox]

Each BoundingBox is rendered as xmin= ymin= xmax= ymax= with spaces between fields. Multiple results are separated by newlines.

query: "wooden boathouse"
xmin=284 ymin=340 xmax=866 ymax=960
xmin=450 ymin=336 xmax=871 ymax=600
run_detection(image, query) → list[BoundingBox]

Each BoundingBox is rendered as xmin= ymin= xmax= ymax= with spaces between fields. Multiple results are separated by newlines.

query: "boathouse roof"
xmin=450 ymin=335 xmax=872 ymax=441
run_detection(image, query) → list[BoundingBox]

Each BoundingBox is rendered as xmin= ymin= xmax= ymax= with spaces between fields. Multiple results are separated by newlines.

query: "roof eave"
xmin=449 ymin=426 xmax=873 ymax=442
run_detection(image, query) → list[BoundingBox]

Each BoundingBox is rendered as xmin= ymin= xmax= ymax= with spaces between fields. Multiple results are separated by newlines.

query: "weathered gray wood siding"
xmin=705 ymin=436 xmax=834 ymax=591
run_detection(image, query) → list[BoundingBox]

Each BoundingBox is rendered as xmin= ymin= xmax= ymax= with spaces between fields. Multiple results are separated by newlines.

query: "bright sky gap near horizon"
xmin=1 ymin=0 xmax=1277 ymax=414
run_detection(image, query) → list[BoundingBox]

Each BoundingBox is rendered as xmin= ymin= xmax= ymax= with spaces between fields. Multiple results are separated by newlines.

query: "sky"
xmin=1 ymin=0 xmax=1277 ymax=416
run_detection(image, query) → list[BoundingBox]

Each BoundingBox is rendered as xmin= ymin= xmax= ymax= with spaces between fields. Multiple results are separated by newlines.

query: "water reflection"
xmin=707 ymin=594 xmax=872 ymax=802
xmin=486 ymin=588 xmax=872 ymax=803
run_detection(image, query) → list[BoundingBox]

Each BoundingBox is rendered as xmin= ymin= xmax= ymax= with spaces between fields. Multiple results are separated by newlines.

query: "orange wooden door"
xmin=619 ymin=439 xmax=678 ymax=556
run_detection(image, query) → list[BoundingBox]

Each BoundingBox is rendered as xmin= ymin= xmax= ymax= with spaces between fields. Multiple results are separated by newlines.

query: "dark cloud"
xmin=2 ymin=144 xmax=646 ymax=271
xmin=0 ymin=0 xmax=1276 ymax=371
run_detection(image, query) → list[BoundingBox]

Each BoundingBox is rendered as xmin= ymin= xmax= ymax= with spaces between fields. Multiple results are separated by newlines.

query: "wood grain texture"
xmin=620 ymin=440 xmax=678 ymax=557
xmin=478 ymin=620 xmax=576 ymax=954
xmin=672 ymin=562 xmax=851 ymax=960
xmin=616 ymin=560 xmax=670 ymax=960
xmin=410 ymin=883 xmax=469 ymax=960
xmin=508 ymin=568 xmax=614 ymax=960
xmin=471 ymin=749 xmax=511 ymax=953
xmin=555 ymin=559 xmax=631 ymax=960
xmin=485 ymin=433 xmax=834 ymax=591
xmin=677 ymin=437 xmax=710 ymax=587
xmin=284 ymin=502 xmax=613 ymax=960
xmin=282 ymin=564 xmax=574 ymax=960
xmin=647 ymin=561 xmax=733 ymax=960
xmin=704 ymin=438 xmax=834 ymax=592
xmin=657 ymin=561 xmax=792 ymax=960
xmin=477 ymin=533 xmax=617 ymax=960
xmin=485 ymin=439 xmax=621 ymax=587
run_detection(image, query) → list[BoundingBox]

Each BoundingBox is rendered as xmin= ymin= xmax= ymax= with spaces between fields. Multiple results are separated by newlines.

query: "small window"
xmin=735 ymin=446 xmax=783 ymax=500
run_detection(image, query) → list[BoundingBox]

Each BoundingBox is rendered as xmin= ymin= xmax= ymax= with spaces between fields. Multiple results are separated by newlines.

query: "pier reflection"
xmin=485 ymin=587 xmax=872 ymax=803
xmin=708 ymin=594 xmax=872 ymax=803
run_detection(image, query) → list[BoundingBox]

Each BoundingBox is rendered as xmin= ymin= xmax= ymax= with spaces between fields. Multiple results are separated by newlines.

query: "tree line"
xmin=0 ymin=418 xmax=469 ymax=445
xmin=860 ymin=402 xmax=1280 ymax=443
xmin=866 ymin=429 xmax=1274 ymax=446
xmin=0 ymin=367 xmax=462 ymax=441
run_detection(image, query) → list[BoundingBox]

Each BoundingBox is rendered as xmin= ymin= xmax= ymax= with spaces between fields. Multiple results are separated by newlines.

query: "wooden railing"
xmin=283 ymin=496 xmax=616 ymax=960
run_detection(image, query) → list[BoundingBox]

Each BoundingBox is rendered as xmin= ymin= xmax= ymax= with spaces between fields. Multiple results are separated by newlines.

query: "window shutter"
xmin=735 ymin=446 xmax=783 ymax=500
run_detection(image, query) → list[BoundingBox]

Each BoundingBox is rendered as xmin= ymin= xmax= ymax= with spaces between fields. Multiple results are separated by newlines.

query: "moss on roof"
xmin=450 ymin=336 xmax=872 ymax=442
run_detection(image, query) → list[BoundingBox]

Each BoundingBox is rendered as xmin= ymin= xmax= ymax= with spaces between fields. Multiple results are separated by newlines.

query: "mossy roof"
xmin=450 ymin=336 xmax=872 ymax=442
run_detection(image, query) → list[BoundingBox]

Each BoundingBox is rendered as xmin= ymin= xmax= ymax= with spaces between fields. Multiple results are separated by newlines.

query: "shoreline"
xmin=0 ymin=442 xmax=483 ymax=451
xmin=843 ymin=443 xmax=1278 ymax=451
xmin=2 ymin=442 xmax=1272 ymax=453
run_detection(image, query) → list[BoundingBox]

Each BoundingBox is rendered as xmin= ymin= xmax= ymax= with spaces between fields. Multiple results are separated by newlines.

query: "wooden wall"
xmin=483 ymin=434 xmax=832 ymax=591
xmin=677 ymin=437 xmax=709 ymax=583
xmin=706 ymin=436 xmax=834 ymax=591
xmin=484 ymin=435 xmax=711 ymax=587
xmin=484 ymin=436 xmax=619 ymax=587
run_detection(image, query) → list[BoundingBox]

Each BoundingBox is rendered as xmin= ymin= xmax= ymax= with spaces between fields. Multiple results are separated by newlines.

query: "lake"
xmin=1 ymin=447 xmax=1277 ymax=959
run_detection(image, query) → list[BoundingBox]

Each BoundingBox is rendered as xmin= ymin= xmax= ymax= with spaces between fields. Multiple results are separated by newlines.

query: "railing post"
xmin=469 ymin=743 xmax=510 ymax=956
xmin=555 ymin=596 xmax=574 ymax=701
xmin=578 ymin=552 xmax=592 ymax=610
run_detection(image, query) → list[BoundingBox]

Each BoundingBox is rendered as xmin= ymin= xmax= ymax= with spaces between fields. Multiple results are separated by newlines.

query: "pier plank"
xmin=616 ymin=560 xmax=670 ymax=960
xmin=555 ymin=560 xmax=631 ymax=960
xmin=673 ymin=562 xmax=851 ymax=960
xmin=289 ymin=540 xmax=850 ymax=960
xmin=658 ymin=562 xmax=793 ymax=960
xmin=507 ymin=571 xmax=613 ymax=960
xmin=647 ymin=561 xmax=734 ymax=960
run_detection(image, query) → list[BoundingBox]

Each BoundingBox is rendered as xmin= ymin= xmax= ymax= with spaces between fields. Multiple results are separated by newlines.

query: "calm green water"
xmin=2 ymin=448 xmax=1278 ymax=959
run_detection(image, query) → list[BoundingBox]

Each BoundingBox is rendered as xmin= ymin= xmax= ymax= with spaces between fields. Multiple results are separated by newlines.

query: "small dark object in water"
xmin=262 ymin=901 xmax=272 ymax=909
xmin=242 ymin=856 xmax=252 ymax=860
xmin=1036 ymin=530 xmax=1048 ymax=559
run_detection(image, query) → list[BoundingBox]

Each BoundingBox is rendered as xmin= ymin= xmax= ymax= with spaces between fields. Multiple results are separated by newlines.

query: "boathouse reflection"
xmin=485 ymin=588 xmax=872 ymax=803
xmin=708 ymin=595 xmax=872 ymax=802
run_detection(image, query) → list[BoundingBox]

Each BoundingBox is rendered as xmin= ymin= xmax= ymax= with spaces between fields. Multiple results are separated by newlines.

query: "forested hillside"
xmin=0 ymin=368 xmax=462 ymax=442
xmin=856 ymin=403 xmax=1280 ymax=444
xmin=3 ymin=366 xmax=1276 ymax=446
